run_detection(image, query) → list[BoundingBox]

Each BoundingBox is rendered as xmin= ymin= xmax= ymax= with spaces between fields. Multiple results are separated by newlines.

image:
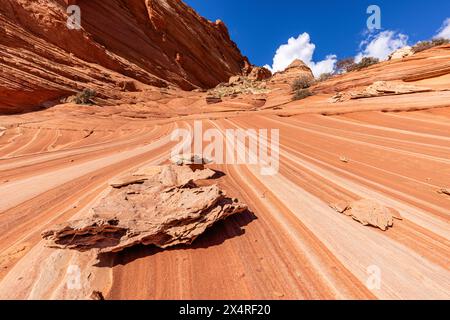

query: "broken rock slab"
xmin=329 ymin=200 xmax=349 ymax=214
xmin=156 ymin=164 xmax=216 ymax=187
xmin=119 ymin=164 xmax=215 ymax=188
xmin=42 ymin=165 xmax=246 ymax=254
xmin=171 ymin=154 xmax=213 ymax=171
xmin=109 ymin=176 xmax=148 ymax=188
xmin=171 ymin=154 xmax=212 ymax=166
xmin=330 ymin=199 xmax=402 ymax=231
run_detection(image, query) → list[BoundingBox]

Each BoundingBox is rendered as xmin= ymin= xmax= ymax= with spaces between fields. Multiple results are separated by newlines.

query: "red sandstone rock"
xmin=0 ymin=0 xmax=250 ymax=113
xmin=271 ymin=59 xmax=314 ymax=85
xmin=330 ymin=81 xmax=433 ymax=103
xmin=331 ymin=199 xmax=401 ymax=231
xmin=313 ymin=44 xmax=450 ymax=94
xmin=248 ymin=67 xmax=272 ymax=81
xmin=42 ymin=165 xmax=246 ymax=253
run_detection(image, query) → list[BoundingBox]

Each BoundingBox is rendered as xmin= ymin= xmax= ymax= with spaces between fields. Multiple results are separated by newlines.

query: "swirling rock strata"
xmin=0 ymin=0 xmax=250 ymax=113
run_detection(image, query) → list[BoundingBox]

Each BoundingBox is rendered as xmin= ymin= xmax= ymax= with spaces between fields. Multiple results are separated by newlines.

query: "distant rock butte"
xmin=41 ymin=164 xmax=247 ymax=253
xmin=0 ymin=0 xmax=250 ymax=113
xmin=271 ymin=59 xmax=314 ymax=85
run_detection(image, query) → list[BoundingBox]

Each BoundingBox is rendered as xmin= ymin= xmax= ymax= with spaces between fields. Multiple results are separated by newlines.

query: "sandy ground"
xmin=0 ymin=87 xmax=449 ymax=300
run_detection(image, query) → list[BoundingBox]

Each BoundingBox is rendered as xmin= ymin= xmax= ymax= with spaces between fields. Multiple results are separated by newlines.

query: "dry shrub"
xmin=292 ymin=89 xmax=312 ymax=101
xmin=292 ymin=74 xmax=314 ymax=91
xmin=74 ymin=89 xmax=97 ymax=105
xmin=412 ymin=38 xmax=450 ymax=53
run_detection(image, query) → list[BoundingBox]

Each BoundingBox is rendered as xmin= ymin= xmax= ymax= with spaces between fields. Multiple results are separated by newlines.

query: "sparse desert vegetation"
xmin=292 ymin=88 xmax=312 ymax=100
xmin=71 ymin=89 xmax=97 ymax=105
xmin=317 ymin=72 xmax=334 ymax=82
xmin=412 ymin=38 xmax=450 ymax=53
xmin=336 ymin=57 xmax=380 ymax=73
xmin=291 ymin=74 xmax=314 ymax=100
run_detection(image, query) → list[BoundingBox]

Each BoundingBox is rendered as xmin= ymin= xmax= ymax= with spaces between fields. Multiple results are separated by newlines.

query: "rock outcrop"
xmin=388 ymin=46 xmax=414 ymax=60
xmin=313 ymin=44 xmax=450 ymax=94
xmin=0 ymin=0 xmax=250 ymax=113
xmin=209 ymin=76 xmax=270 ymax=98
xmin=330 ymin=81 xmax=432 ymax=103
xmin=247 ymin=67 xmax=272 ymax=81
xmin=42 ymin=164 xmax=247 ymax=253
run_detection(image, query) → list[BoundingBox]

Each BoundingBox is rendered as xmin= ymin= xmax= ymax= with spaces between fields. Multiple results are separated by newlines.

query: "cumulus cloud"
xmin=434 ymin=18 xmax=450 ymax=39
xmin=355 ymin=30 xmax=408 ymax=62
xmin=265 ymin=33 xmax=337 ymax=77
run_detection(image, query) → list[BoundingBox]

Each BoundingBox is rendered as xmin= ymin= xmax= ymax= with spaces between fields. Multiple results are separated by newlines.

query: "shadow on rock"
xmin=95 ymin=209 xmax=257 ymax=268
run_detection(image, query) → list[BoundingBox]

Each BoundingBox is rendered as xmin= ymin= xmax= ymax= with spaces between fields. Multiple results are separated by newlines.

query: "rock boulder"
xmin=42 ymin=165 xmax=247 ymax=253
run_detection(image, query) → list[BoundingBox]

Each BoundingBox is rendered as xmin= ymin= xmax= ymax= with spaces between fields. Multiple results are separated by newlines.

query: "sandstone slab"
xmin=42 ymin=166 xmax=246 ymax=253
xmin=331 ymin=199 xmax=402 ymax=231
xmin=331 ymin=81 xmax=433 ymax=103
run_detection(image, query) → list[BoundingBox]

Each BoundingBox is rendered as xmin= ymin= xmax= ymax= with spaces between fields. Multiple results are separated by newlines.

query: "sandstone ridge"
xmin=0 ymin=0 xmax=250 ymax=113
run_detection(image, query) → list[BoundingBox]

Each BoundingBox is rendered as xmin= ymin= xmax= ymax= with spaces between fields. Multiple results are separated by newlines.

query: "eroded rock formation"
xmin=313 ymin=44 xmax=450 ymax=94
xmin=331 ymin=199 xmax=402 ymax=231
xmin=208 ymin=76 xmax=270 ymax=98
xmin=0 ymin=0 xmax=250 ymax=113
xmin=247 ymin=66 xmax=272 ymax=81
xmin=41 ymin=164 xmax=247 ymax=253
xmin=271 ymin=59 xmax=314 ymax=85
xmin=388 ymin=46 xmax=414 ymax=60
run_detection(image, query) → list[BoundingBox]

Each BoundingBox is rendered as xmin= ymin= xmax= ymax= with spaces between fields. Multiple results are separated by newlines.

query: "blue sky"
xmin=185 ymin=0 xmax=450 ymax=75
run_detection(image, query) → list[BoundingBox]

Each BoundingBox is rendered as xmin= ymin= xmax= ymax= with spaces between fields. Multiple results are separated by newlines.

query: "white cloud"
xmin=434 ymin=18 xmax=450 ymax=39
xmin=266 ymin=33 xmax=337 ymax=77
xmin=355 ymin=30 xmax=408 ymax=62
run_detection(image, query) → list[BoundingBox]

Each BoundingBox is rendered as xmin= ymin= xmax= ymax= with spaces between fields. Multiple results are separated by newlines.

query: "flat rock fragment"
xmin=109 ymin=176 xmax=147 ymax=188
xmin=331 ymin=199 xmax=402 ymax=231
